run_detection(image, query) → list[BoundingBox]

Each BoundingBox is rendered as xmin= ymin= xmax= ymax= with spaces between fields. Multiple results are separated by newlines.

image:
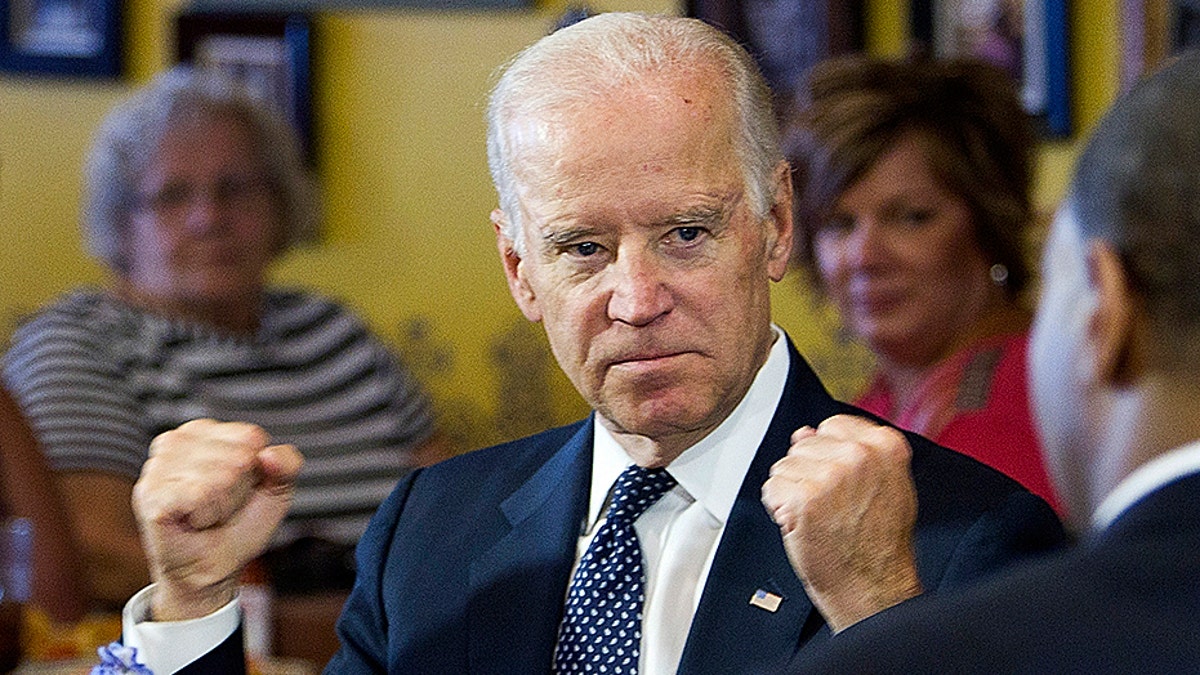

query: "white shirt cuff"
xmin=122 ymin=584 xmax=241 ymax=675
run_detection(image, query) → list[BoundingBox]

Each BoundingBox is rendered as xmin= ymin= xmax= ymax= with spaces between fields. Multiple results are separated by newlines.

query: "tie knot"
xmin=606 ymin=464 xmax=676 ymax=526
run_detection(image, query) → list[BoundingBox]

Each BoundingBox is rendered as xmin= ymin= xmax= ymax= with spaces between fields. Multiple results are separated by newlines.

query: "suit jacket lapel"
xmin=679 ymin=341 xmax=843 ymax=674
xmin=467 ymin=419 xmax=593 ymax=673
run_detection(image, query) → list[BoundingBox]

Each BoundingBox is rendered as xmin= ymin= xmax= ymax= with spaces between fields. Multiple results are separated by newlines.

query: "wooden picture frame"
xmin=1121 ymin=0 xmax=1200 ymax=92
xmin=176 ymin=10 xmax=315 ymax=163
xmin=0 ymin=0 xmax=121 ymax=78
xmin=911 ymin=0 xmax=1071 ymax=138
xmin=188 ymin=0 xmax=528 ymax=8
xmin=687 ymin=0 xmax=865 ymax=112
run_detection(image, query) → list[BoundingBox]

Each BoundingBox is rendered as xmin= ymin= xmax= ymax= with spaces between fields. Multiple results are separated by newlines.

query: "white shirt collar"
xmin=588 ymin=326 xmax=790 ymax=528
xmin=1091 ymin=440 xmax=1200 ymax=530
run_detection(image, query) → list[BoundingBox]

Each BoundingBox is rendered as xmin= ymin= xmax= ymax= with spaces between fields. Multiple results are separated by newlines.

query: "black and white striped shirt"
xmin=2 ymin=289 xmax=435 ymax=545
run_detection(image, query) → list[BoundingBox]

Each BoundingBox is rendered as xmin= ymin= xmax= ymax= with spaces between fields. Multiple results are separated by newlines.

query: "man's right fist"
xmin=133 ymin=419 xmax=303 ymax=621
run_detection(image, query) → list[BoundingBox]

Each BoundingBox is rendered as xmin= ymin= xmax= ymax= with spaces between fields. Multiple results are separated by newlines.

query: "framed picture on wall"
xmin=1120 ymin=0 xmax=1200 ymax=92
xmin=0 ymin=0 xmax=122 ymax=77
xmin=911 ymin=0 xmax=1071 ymax=138
xmin=1177 ymin=1 xmax=1200 ymax=46
xmin=176 ymin=10 xmax=315 ymax=163
xmin=687 ymin=0 xmax=865 ymax=115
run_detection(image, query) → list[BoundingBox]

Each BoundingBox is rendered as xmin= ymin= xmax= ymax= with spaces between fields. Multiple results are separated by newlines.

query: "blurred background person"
xmin=2 ymin=67 xmax=449 ymax=612
xmin=799 ymin=51 xmax=1200 ymax=673
xmin=784 ymin=55 xmax=1059 ymax=510
xmin=0 ymin=385 xmax=90 ymax=668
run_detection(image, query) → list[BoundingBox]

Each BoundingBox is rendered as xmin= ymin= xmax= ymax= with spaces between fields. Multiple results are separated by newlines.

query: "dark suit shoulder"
xmin=909 ymin=432 xmax=1066 ymax=585
xmin=834 ymin=399 xmax=1056 ymax=520
xmin=907 ymin=428 xmax=1045 ymax=511
xmin=907 ymin=424 xmax=1062 ymax=539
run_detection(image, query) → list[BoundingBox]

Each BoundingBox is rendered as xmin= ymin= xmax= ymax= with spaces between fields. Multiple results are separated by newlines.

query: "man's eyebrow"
xmin=667 ymin=194 xmax=741 ymax=226
xmin=541 ymin=227 xmax=601 ymax=247
xmin=666 ymin=206 xmax=725 ymax=225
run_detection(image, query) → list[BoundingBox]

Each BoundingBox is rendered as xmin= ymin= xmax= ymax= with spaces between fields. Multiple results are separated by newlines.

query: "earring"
xmin=989 ymin=263 xmax=1009 ymax=286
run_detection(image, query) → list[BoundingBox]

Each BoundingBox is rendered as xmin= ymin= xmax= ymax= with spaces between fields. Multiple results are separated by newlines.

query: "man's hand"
xmin=761 ymin=414 xmax=923 ymax=632
xmin=132 ymin=419 xmax=303 ymax=622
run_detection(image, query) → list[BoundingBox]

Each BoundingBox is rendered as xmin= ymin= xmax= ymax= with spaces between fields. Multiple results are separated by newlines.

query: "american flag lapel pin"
xmin=749 ymin=588 xmax=783 ymax=612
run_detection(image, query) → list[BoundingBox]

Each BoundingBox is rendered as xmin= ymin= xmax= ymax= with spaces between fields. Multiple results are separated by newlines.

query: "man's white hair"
xmin=485 ymin=12 xmax=782 ymax=256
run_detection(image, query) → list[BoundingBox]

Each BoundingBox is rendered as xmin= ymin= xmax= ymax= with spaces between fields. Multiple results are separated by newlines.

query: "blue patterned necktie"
xmin=554 ymin=464 xmax=678 ymax=674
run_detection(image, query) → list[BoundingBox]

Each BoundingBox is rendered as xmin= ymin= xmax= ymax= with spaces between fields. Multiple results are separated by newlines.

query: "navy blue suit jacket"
xmin=182 ymin=342 xmax=1063 ymax=674
xmin=795 ymin=470 xmax=1200 ymax=674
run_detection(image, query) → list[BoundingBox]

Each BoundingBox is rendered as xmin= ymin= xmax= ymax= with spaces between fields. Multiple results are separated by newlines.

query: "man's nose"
xmin=607 ymin=248 xmax=673 ymax=326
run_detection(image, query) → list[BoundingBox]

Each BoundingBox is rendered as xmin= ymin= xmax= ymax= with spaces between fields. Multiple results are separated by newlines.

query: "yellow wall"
xmin=0 ymin=0 xmax=1122 ymax=452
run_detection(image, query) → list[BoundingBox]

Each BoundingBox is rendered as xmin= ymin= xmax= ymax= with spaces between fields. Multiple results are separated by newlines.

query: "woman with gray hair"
xmin=2 ymin=66 xmax=448 ymax=608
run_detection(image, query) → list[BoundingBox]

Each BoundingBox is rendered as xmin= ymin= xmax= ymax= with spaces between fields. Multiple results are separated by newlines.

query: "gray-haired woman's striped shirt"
xmin=2 ymin=289 xmax=435 ymax=546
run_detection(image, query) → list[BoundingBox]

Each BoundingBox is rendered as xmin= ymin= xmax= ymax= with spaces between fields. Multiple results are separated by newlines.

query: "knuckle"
xmin=773 ymin=501 xmax=799 ymax=530
xmin=130 ymin=481 xmax=150 ymax=512
xmin=820 ymin=413 xmax=862 ymax=431
xmin=232 ymin=423 xmax=271 ymax=450
xmin=178 ymin=418 xmax=214 ymax=433
xmin=815 ymin=415 xmax=845 ymax=435
xmin=874 ymin=427 xmax=912 ymax=460
xmin=840 ymin=441 xmax=869 ymax=465
xmin=768 ymin=457 xmax=788 ymax=478
xmin=760 ymin=480 xmax=778 ymax=507
xmin=225 ymin=455 xmax=256 ymax=478
xmin=148 ymin=429 xmax=178 ymax=457
xmin=138 ymin=454 xmax=159 ymax=479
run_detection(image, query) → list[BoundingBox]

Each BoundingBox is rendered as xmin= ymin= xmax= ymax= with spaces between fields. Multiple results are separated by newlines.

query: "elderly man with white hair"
xmin=107 ymin=13 xmax=1062 ymax=675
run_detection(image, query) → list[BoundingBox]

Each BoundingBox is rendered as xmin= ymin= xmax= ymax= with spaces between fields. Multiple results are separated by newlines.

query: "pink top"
xmin=855 ymin=331 xmax=1061 ymax=512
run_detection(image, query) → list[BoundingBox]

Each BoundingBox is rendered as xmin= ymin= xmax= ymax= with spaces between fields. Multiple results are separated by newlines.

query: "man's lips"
xmin=606 ymin=351 xmax=691 ymax=371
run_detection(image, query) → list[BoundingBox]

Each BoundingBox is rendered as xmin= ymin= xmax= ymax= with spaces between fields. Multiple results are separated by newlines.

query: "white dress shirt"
xmin=576 ymin=327 xmax=789 ymax=675
xmin=1091 ymin=440 xmax=1200 ymax=530
xmin=122 ymin=585 xmax=240 ymax=675
xmin=122 ymin=329 xmax=790 ymax=675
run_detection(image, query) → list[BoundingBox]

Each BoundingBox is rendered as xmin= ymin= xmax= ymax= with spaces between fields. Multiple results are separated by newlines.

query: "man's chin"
xmin=598 ymin=397 xmax=721 ymax=443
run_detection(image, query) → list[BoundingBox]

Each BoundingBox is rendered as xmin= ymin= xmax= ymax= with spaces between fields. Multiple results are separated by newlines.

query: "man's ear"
xmin=1086 ymin=240 xmax=1144 ymax=387
xmin=764 ymin=160 xmax=795 ymax=282
xmin=493 ymin=209 xmax=542 ymax=323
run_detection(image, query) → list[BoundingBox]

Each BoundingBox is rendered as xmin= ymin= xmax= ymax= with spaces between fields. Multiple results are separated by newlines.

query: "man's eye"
xmin=572 ymin=242 xmax=601 ymax=256
xmin=667 ymin=226 xmax=708 ymax=245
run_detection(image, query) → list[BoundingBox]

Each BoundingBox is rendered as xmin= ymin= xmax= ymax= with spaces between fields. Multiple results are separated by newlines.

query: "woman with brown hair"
xmin=785 ymin=55 xmax=1059 ymax=510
